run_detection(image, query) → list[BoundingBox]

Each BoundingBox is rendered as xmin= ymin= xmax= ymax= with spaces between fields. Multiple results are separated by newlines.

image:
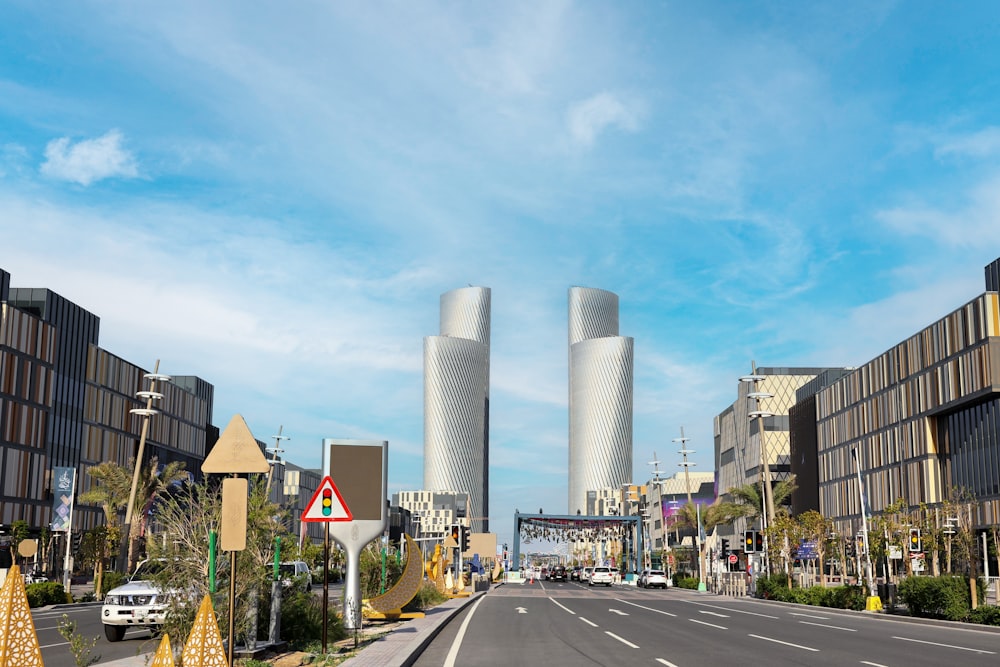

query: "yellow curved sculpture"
xmin=363 ymin=534 xmax=426 ymax=619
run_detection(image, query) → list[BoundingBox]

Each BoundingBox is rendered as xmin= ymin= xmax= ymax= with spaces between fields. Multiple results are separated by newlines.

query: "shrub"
xmin=404 ymin=583 xmax=447 ymax=612
xmin=100 ymin=571 xmax=126 ymax=597
xmin=675 ymin=576 xmax=700 ymax=590
xmin=26 ymin=582 xmax=68 ymax=608
xmin=897 ymin=576 xmax=970 ymax=621
xmin=825 ymin=584 xmax=867 ymax=611
xmin=755 ymin=574 xmax=792 ymax=601
xmin=966 ymin=605 xmax=1000 ymax=626
xmin=278 ymin=588 xmax=345 ymax=649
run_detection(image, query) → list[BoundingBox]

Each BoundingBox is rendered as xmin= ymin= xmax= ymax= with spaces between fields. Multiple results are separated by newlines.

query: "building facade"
xmin=0 ymin=268 xmax=216 ymax=540
xmin=714 ymin=367 xmax=834 ymax=539
xmin=803 ymin=259 xmax=1000 ymax=536
xmin=423 ymin=286 xmax=490 ymax=533
xmin=568 ymin=287 xmax=634 ymax=515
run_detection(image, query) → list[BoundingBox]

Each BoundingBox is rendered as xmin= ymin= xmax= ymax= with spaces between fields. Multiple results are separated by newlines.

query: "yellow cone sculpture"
xmin=0 ymin=564 xmax=44 ymax=667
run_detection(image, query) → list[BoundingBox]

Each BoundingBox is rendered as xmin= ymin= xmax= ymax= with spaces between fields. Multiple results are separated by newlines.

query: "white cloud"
xmin=40 ymin=129 xmax=139 ymax=185
xmin=566 ymin=92 xmax=641 ymax=148
xmin=876 ymin=173 xmax=1000 ymax=247
xmin=934 ymin=127 xmax=1000 ymax=159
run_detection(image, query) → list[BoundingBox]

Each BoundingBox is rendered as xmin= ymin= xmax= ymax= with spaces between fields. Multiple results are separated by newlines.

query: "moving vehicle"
xmin=589 ymin=566 xmax=614 ymax=586
xmin=269 ymin=561 xmax=313 ymax=590
xmin=582 ymin=566 xmax=593 ymax=583
xmin=549 ymin=565 xmax=567 ymax=581
xmin=101 ymin=559 xmax=169 ymax=642
xmin=570 ymin=566 xmax=582 ymax=581
xmin=639 ymin=568 xmax=669 ymax=588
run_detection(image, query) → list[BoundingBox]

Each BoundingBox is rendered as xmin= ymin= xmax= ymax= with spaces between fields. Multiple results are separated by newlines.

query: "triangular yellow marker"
xmin=181 ymin=595 xmax=228 ymax=667
xmin=150 ymin=633 xmax=176 ymax=667
xmin=0 ymin=564 xmax=44 ymax=667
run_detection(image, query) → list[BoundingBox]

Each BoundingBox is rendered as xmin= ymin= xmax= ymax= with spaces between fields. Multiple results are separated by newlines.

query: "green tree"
xmin=79 ymin=461 xmax=130 ymax=595
xmin=797 ymin=510 xmax=835 ymax=586
xmin=128 ymin=457 xmax=189 ymax=570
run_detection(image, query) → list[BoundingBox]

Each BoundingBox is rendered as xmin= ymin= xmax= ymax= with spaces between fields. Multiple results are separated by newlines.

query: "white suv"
xmin=640 ymin=568 xmax=669 ymax=589
xmin=101 ymin=559 xmax=168 ymax=642
xmin=589 ymin=566 xmax=614 ymax=586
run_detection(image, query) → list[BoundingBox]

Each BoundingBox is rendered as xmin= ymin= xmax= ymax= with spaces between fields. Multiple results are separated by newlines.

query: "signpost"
xmin=301 ymin=475 xmax=353 ymax=653
xmin=321 ymin=439 xmax=388 ymax=635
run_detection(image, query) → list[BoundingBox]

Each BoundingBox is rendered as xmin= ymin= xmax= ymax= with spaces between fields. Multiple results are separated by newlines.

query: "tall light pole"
xmin=265 ymin=425 xmax=290 ymax=498
xmin=673 ymin=428 xmax=695 ymax=506
xmin=122 ymin=360 xmax=171 ymax=572
xmin=741 ymin=363 xmax=775 ymax=578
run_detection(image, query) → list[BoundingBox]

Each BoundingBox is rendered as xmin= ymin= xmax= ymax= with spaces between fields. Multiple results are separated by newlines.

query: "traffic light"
xmin=450 ymin=524 xmax=461 ymax=544
xmin=744 ymin=530 xmax=756 ymax=553
xmin=754 ymin=531 xmax=764 ymax=553
xmin=908 ymin=528 xmax=922 ymax=553
xmin=322 ymin=487 xmax=333 ymax=516
xmin=460 ymin=525 xmax=470 ymax=552
xmin=720 ymin=538 xmax=730 ymax=557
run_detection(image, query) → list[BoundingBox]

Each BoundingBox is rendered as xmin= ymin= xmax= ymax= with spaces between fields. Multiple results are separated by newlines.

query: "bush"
xmin=26 ymin=582 xmax=68 ymax=608
xmin=277 ymin=588 xmax=345 ymax=649
xmin=404 ymin=583 xmax=447 ymax=612
xmin=755 ymin=574 xmax=792 ymax=601
xmin=898 ymin=576 xmax=971 ymax=621
xmin=966 ymin=605 xmax=1000 ymax=626
xmin=101 ymin=571 xmax=126 ymax=597
xmin=675 ymin=576 xmax=700 ymax=590
xmin=825 ymin=584 xmax=867 ymax=611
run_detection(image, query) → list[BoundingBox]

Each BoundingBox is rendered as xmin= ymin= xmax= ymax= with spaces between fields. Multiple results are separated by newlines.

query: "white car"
xmin=582 ymin=566 xmax=593 ymax=583
xmin=101 ymin=559 xmax=169 ymax=642
xmin=640 ymin=568 xmax=669 ymax=589
xmin=269 ymin=561 xmax=313 ymax=590
xmin=589 ymin=566 xmax=614 ymax=586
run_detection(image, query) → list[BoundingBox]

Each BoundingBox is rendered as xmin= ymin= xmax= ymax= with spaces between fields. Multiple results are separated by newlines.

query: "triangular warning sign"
xmin=301 ymin=475 xmax=352 ymax=522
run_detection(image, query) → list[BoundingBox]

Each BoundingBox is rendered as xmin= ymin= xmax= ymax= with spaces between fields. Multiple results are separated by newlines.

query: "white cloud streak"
xmin=41 ymin=130 xmax=138 ymax=186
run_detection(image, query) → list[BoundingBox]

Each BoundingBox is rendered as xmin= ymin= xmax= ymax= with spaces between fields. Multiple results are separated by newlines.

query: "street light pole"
xmin=122 ymin=360 xmax=171 ymax=572
xmin=672 ymin=428 xmax=695 ymax=506
xmin=265 ymin=425 xmax=290 ymax=498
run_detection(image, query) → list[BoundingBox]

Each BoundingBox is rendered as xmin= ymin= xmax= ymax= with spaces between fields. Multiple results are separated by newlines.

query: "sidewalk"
xmin=338 ymin=589 xmax=487 ymax=667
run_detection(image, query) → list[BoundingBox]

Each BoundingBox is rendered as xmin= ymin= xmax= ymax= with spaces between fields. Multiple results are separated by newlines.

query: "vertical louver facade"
xmin=423 ymin=287 xmax=490 ymax=532
xmin=568 ymin=287 xmax=634 ymax=515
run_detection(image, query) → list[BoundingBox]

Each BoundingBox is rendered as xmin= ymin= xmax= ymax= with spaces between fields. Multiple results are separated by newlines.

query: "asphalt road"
xmin=413 ymin=579 xmax=1000 ymax=667
xmin=34 ymin=603 xmax=158 ymax=667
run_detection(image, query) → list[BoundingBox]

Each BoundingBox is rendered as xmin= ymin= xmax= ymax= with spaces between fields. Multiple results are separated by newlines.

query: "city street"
xmin=413 ymin=581 xmax=1000 ymax=667
xmin=34 ymin=603 xmax=157 ymax=667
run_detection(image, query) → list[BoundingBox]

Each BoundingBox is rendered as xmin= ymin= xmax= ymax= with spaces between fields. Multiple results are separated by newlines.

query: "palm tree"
xmin=128 ymin=457 xmax=189 ymax=569
xmin=79 ymin=461 xmax=132 ymax=596
xmin=715 ymin=477 xmax=798 ymax=527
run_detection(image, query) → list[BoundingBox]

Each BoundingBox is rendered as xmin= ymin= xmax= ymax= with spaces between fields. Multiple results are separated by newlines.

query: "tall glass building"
xmin=0 ymin=268 xmax=216 ymax=541
xmin=423 ymin=286 xmax=490 ymax=533
xmin=568 ymin=287 xmax=634 ymax=515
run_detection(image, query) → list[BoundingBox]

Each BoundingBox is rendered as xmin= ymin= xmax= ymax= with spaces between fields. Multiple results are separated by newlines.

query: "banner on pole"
xmin=50 ymin=467 xmax=76 ymax=532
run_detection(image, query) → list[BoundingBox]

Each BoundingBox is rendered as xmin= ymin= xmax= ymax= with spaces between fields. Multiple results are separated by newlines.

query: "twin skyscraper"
xmin=423 ymin=286 xmax=634 ymax=533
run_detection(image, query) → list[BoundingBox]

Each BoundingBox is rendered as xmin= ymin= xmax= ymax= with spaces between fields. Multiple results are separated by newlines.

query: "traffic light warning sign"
xmin=301 ymin=475 xmax=353 ymax=522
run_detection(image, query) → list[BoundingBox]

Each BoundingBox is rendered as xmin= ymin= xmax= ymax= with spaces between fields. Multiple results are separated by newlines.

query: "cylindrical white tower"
xmin=568 ymin=287 xmax=634 ymax=515
xmin=424 ymin=286 xmax=491 ymax=532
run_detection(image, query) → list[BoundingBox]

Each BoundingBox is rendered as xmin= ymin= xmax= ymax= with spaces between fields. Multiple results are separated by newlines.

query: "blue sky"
xmin=2 ymin=2 xmax=1000 ymax=548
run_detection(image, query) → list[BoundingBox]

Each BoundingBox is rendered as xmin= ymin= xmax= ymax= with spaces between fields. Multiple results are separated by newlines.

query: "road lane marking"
xmin=685 ymin=600 xmax=779 ymax=619
xmin=617 ymin=599 xmax=677 ymax=617
xmin=548 ymin=597 xmax=576 ymax=615
xmin=39 ymin=642 xmax=70 ymax=649
xmin=515 ymin=607 xmax=527 ymax=614
xmin=892 ymin=636 xmax=996 ymax=654
xmin=605 ymin=631 xmax=639 ymax=648
xmin=798 ymin=620 xmax=856 ymax=632
xmin=579 ymin=617 xmax=599 ymax=627
xmin=789 ymin=612 xmax=829 ymax=619
xmin=609 ymin=608 xmax=629 ymax=616
xmin=689 ymin=618 xmax=727 ymax=630
xmin=749 ymin=634 xmax=819 ymax=652
xmin=699 ymin=610 xmax=728 ymax=618
xmin=656 ymin=660 xmax=679 ymax=667
xmin=860 ymin=661 xmax=888 ymax=667
xmin=443 ymin=595 xmax=486 ymax=667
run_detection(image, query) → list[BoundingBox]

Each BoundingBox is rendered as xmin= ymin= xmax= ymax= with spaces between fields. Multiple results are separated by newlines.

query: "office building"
xmin=423 ymin=287 xmax=490 ymax=533
xmin=568 ymin=287 xmax=634 ymax=515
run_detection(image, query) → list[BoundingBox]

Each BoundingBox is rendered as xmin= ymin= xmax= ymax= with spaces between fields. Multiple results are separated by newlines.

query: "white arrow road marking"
xmin=698 ymin=610 xmax=728 ymax=618
xmin=515 ymin=607 xmax=528 ymax=614
xmin=609 ymin=608 xmax=629 ymax=616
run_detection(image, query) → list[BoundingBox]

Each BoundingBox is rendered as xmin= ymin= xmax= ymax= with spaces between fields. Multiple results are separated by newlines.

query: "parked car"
xmin=269 ymin=561 xmax=313 ymax=590
xmin=640 ymin=568 xmax=668 ymax=589
xmin=589 ymin=566 xmax=614 ymax=586
xmin=549 ymin=565 xmax=567 ymax=581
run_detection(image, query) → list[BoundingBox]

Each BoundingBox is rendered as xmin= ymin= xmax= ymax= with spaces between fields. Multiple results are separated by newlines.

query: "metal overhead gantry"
xmin=512 ymin=511 xmax=643 ymax=573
